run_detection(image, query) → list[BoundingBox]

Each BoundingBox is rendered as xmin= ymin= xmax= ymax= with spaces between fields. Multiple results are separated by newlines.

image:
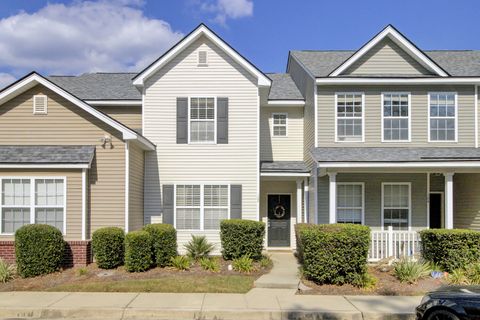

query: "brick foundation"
xmin=0 ymin=240 xmax=92 ymax=267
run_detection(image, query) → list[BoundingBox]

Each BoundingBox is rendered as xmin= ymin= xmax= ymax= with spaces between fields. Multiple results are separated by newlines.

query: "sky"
xmin=0 ymin=0 xmax=479 ymax=88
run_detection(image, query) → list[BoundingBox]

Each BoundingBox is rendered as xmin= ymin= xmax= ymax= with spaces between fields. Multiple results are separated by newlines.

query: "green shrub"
xmin=0 ymin=258 xmax=15 ymax=283
xmin=15 ymin=224 xmax=65 ymax=278
xmin=92 ymin=227 xmax=124 ymax=269
xmin=393 ymin=259 xmax=432 ymax=284
xmin=352 ymin=272 xmax=377 ymax=289
xmin=124 ymin=231 xmax=153 ymax=272
xmin=466 ymin=263 xmax=480 ymax=284
xmin=448 ymin=269 xmax=468 ymax=285
xmin=184 ymin=235 xmax=215 ymax=260
xmin=420 ymin=229 xmax=480 ymax=271
xmin=232 ymin=255 xmax=255 ymax=273
xmin=295 ymin=224 xmax=316 ymax=263
xmin=297 ymin=224 xmax=370 ymax=286
xmin=199 ymin=257 xmax=220 ymax=272
xmin=448 ymin=263 xmax=480 ymax=285
xmin=143 ymin=224 xmax=177 ymax=267
xmin=220 ymin=220 xmax=265 ymax=261
xmin=259 ymin=255 xmax=273 ymax=269
xmin=76 ymin=267 xmax=88 ymax=277
xmin=170 ymin=256 xmax=191 ymax=271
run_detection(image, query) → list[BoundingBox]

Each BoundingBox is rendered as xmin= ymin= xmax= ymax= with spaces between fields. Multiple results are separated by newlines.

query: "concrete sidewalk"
xmin=0 ymin=290 xmax=422 ymax=320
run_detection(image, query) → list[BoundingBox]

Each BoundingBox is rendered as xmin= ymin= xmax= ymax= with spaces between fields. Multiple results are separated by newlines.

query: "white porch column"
xmin=303 ymin=177 xmax=309 ymax=223
xmin=328 ymin=172 xmax=337 ymax=224
xmin=444 ymin=172 xmax=454 ymax=229
xmin=81 ymin=168 xmax=87 ymax=241
xmin=296 ymin=179 xmax=302 ymax=223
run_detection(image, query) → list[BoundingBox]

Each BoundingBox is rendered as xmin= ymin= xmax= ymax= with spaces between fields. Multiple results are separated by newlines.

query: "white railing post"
xmin=388 ymin=226 xmax=394 ymax=258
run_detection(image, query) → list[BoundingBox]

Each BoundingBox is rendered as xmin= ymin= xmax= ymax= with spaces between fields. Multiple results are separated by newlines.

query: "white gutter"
xmin=0 ymin=164 xmax=90 ymax=169
xmin=261 ymin=172 xmax=310 ymax=177
xmin=317 ymin=161 xmax=480 ymax=169
xmin=316 ymin=78 xmax=480 ymax=85
xmin=267 ymin=100 xmax=305 ymax=106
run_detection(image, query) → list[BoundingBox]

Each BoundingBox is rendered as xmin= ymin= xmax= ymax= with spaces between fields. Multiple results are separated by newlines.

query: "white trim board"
xmin=0 ymin=73 xmax=155 ymax=151
xmin=267 ymin=100 xmax=305 ymax=106
xmin=0 ymin=164 xmax=90 ymax=169
xmin=316 ymin=78 xmax=480 ymax=85
xmin=317 ymin=161 xmax=480 ymax=169
xmin=329 ymin=25 xmax=448 ymax=77
xmin=261 ymin=172 xmax=310 ymax=177
xmin=133 ymin=24 xmax=271 ymax=87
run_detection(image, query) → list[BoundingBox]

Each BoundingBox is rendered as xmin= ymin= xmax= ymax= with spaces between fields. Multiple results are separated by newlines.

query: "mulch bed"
xmin=0 ymin=258 xmax=271 ymax=292
xmin=300 ymin=266 xmax=446 ymax=296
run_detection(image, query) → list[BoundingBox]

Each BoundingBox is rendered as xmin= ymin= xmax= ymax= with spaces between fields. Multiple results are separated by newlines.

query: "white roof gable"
xmin=329 ymin=25 xmax=449 ymax=77
xmin=0 ymin=72 xmax=155 ymax=150
xmin=133 ymin=24 xmax=271 ymax=87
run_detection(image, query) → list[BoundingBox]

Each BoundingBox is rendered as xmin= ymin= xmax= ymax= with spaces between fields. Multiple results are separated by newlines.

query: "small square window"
xmin=272 ymin=113 xmax=287 ymax=137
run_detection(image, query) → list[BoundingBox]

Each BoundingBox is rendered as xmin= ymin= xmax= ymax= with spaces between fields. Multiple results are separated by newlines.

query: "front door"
xmin=429 ymin=193 xmax=443 ymax=229
xmin=267 ymin=194 xmax=291 ymax=247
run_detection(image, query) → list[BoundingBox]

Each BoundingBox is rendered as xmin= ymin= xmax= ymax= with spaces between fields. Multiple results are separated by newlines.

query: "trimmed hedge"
xmin=92 ymin=227 xmax=125 ymax=269
xmin=420 ymin=229 xmax=480 ymax=271
xmin=124 ymin=230 xmax=153 ymax=272
xmin=15 ymin=224 xmax=65 ymax=278
xmin=296 ymin=223 xmax=370 ymax=286
xmin=220 ymin=219 xmax=265 ymax=261
xmin=143 ymin=224 xmax=177 ymax=267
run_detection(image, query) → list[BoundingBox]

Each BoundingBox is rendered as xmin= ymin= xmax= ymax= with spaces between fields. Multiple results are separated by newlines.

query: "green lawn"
xmin=46 ymin=274 xmax=255 ymax=293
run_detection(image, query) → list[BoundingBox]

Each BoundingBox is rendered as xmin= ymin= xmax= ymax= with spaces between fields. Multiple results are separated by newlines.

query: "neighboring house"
xmin=0 ymin=24 xmax=480 ymax=264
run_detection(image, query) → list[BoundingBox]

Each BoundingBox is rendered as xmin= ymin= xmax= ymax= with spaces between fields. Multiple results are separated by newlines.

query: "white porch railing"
xmin=368 ymin=227 xmax=421 ymax=262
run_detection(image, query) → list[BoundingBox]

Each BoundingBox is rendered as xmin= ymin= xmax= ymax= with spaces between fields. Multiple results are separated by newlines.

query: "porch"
xmin=312 ymin=147 xmax=480 ymax=262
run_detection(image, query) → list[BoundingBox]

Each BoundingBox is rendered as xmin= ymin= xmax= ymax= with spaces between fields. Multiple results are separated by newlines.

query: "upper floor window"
xmin=382 ymin=93 xmax=410 ymax=142
xmin=336 ymin=93 xmax=363 ymax=142
xmin=429 ymin=92 xmax=457 ymax=142
xmin=189 ymin=97 xmax=215 ymax=143
xmin=272 ymin=113 xmax=287 ymax=137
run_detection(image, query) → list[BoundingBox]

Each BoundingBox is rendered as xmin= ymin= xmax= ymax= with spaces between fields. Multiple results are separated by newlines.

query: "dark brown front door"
xmin=267 ymin=194 xmax=291 ymax=247
xmin=429 ymin=193 xmax=442 ymax=229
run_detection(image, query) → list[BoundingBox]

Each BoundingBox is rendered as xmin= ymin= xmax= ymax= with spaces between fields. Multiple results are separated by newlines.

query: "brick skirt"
xmin=0 ymin=240 xmax=92 ymax=267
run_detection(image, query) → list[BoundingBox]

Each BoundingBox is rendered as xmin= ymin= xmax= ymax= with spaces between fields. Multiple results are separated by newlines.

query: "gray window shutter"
xmin=162 ymin=185 xmax=174 ymax=225
xmin=217 ymin=97 xmax=228 ymax=144
xmin=176 ymin=97 xmax=188 ymax=144
xmin=230 ymin=185 xmax=242 ymax=219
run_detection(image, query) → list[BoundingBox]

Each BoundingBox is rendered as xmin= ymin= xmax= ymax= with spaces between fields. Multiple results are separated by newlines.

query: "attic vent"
xmin=198 ymin=50 xmax=208 ymax=66
xmin=33 ymin=95 xmax=48 ymax=114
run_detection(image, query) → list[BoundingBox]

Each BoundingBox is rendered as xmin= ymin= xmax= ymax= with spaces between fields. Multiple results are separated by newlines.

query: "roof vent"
xmin=33 ymin=95 xmax=48 ymax=114
xmin=198 ymin=50 xmax=208 ymax=66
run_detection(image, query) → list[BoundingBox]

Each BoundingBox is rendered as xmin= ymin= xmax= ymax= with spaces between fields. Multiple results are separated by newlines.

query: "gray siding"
xmin=317 ymin=85 xmax=475 ymax=147
xmin=343 ymin=38 xmax=432 ymax=76
xmin=318 ymin=173 xmax=428 ymax=230
xmin=260 ymin=107 xmax=303 ymax=161
xmin=429 ymin=174 xmax=444 ymax=192
xmin=454 ymin=173 xmax=480 ymax=230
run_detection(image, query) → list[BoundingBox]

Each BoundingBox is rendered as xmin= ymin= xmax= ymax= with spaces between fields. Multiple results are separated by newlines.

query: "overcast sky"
xmin=0 ymin=0 xmax=479 ymax=88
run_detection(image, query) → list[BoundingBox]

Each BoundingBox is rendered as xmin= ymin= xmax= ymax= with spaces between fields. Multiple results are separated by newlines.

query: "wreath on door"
xmin=273 ymin=204 xmax=286 ymax=218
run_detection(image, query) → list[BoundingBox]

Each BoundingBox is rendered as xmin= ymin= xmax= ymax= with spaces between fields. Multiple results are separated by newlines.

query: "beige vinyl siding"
xmin=93 ymin=105 xmax=142 ymax=132
xmin=129 ymin=142 xmax=145 ymax=231
xmin=0 ymin=85 xmax=126 ymax=239
xmin=318 ymin=173 xmax=428 ymax=230
xmin=317 ymin=85 xmax=475 ymax=147
xmin=0 ymin=169 xmax=81 ymax=241
xmin=343 ymin=38 xmax=432 ymax=76
xmin=453 ymin=173 xmax=480 ymax=230
xmin=143 ymin=36 xmax=259 ymax=248
xmin=260 ymin=180 xmax=298 ymax=248
xmin=260 ymin=107 xmax=303 ymax=161
xmin=288 ymin=56 xmax=316 ymax=166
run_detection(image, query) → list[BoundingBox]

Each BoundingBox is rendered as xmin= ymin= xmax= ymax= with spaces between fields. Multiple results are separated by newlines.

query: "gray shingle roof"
xmin=0 ymin=146 xmax=95 ymax=164
xmin=266 ymin=73 xmax=304 ymax=100
xmin=291 ymin=50 xmax=480 ymax=77
xmin=312 ymin=147 xmax=480 ymax=163
xmin=261 ymin=161 xmax=309 ymax=173
xmin=48 ymin=73 xmax=140 ymax=100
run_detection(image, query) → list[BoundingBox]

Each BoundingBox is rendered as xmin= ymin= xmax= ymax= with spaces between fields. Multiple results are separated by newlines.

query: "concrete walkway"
xmin=254 ymin=252 xmax=300 ymax=289
xmin=0 ymin=290 xmax=422 ymax=320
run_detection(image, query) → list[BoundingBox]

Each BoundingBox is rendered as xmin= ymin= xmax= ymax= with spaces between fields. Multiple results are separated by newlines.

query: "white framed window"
xmin=272 ymin=113 xmax=287 ymax=137
xmin=189 ymin=97 xmax=216 ymax=144
xmin=336 ymin=183 xmax=364 ymax=224
xmin=382 ymin=93 xmax=410 ymax=142
xmin=0 ymin=177 xmax=66 ymax=234
xmin=198 ymin=50 xmax=208 ymax=66
xmin=335 ymin=93 xmax=364 ymax=142
xmin=428 ymin=92 xmax=457 ymax=142
xmin=33 ymin=95 xmax=48 ymax=114
xmin=174 ymin=184 xmax=229 ymax=231
xmin=382 ymin=183 xmax=411 ymax=230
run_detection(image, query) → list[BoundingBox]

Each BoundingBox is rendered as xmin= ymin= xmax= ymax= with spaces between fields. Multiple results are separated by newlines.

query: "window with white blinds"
xmin=336 ymin=183 xmax=364 ymax=224
xmin=175 ymin=184 xmax=229 ymax=230
xmin=382 ymin=183 xmax=410 ymax=230
xmin=1 ymin=178 xmax=65 ymax=234
xmin=189 ymin=97 xmax=215 ymax=143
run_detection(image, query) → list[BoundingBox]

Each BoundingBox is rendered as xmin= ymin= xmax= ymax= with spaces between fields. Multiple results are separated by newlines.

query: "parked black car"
xmin=416 ymin=286 xmax=480 ymax=320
